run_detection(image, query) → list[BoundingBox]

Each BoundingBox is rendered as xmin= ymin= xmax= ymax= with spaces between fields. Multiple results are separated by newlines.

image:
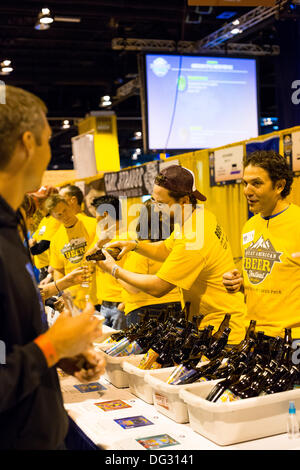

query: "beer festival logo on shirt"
xmin=244 ymin=235 xmax=282 ymax=285
xmin=60 ymin=237 xmax=87 ymax=264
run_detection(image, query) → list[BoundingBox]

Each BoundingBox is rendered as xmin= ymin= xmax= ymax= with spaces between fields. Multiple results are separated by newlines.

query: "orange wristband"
xmin=34 ymin=334 xmax=59 ymax=367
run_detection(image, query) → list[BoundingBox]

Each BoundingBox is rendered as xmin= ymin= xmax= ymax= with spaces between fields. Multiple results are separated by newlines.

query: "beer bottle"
xmin=206 ymin=362 xmax=248 ymax=402
xmin=172 ymin=350 xmax=228 ymax=385
xmin=211 ymin=314 xmax=231 ymax=340
xmin=149 ymin=333 xmax=177 ymax=369
xmin=225 ymin=362 xmax=264 ymax=396
xmin=284 ymin=328 xmax=293 ymax=346
xmin=199 ymin=325 xmax=214 ymax=347
xmin=262 ymin=366 xmax=300 ymax=395
xmin=86 ymin=246 xmax=121 ymax=261
xmin=204 ymin=327 xmax=231 ymax=360
xmin=176 ymin=332 xmax=199 ymax=364
xmin=192 ymin=314 xmax=204 ymax=331
xmin=210 ymin=349 xmax=250 ymax=380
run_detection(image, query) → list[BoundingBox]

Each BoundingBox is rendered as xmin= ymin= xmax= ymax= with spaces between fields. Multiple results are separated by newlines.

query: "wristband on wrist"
xmin=34 ymin=334 xmax=59 ymax=367
xmin=54 ymin=280 xmax=61 ymax=294
xmin=111 ymin=264 xmax=119 ymax=279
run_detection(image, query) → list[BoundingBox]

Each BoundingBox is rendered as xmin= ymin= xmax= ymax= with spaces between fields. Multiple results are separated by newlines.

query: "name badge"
xmin=243 ymin=230 xmax=255 ymax=245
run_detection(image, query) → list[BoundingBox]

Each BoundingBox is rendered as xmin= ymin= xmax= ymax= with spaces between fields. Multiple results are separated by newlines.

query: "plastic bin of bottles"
xmin=144 ymin=367 xmax=220 ymax=423
xmin=97 ymin=344 xmax=144 ymax=388
xmin=179 ymin=382 xmax=300 ymax=446
xmin=122 ymin=361 xmax=175 ymax=405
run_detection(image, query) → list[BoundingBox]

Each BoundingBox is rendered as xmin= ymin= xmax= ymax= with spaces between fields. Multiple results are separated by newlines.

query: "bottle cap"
xmin=289 ymin=401 xmax=296 ymax=414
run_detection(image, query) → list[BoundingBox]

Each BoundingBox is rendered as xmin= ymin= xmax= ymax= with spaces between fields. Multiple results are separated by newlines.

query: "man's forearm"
xmin=135 ymin=240 xmax=169 ymax=262
xmin=115 ymin=266 xmax=173 ymax=298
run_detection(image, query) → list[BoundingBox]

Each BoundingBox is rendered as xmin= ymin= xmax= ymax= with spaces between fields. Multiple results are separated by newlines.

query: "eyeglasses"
xmin=150 ymin=197 xmax=169 ymax=210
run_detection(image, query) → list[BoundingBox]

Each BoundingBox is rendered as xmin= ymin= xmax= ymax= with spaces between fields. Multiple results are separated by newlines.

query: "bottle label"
xmin=169 ymin=367 xmax=198 ymax=385
xmin=217 ymin=389 xmax=241 ymax=403
xmin=138 ymin=349 xmax=159 ymax=369
xmin=102 ymin=336 xmax=117 ymax=345
xmin=105 ymin=338 xmax=131 ymax=356
xmin=166 ymin=364 xmax=188 ymax=384
xmin=116 ymin=340 xmax=143 ymax=357
xmin=149 ymin=361 xmax=162 ymax=370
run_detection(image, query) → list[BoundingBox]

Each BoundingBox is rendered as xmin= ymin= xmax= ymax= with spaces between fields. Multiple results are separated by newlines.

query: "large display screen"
xmin=144 ymin=53 xmax=259 ymax=150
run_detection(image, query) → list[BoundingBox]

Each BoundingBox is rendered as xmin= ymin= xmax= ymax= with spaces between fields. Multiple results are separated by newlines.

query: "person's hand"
xmin=223 ymin=269 xmax=243 ymax=293
xmin=64 ymin=266 xmax=90 ymax=288
xmin=105 ymin=240 xmax=137 ymax=259
xmin=44 ymin=302 xmax=103 ymax=360
xmin=29 ymin=238 xmax=37 ymax=248
xmin=74 ymin=349 xmax=106 ymax=382
xmin=97 ymin=249 xmax=116 ymax=275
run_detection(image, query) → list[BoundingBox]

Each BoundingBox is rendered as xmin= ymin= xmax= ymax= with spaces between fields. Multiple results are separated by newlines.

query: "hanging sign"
xmin=104 ymin=161 xmax=159 ymax=198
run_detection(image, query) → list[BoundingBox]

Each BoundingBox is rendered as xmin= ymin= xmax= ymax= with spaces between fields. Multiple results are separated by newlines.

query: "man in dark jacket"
xmin=0 ymin=85 xmax=105 ymax=450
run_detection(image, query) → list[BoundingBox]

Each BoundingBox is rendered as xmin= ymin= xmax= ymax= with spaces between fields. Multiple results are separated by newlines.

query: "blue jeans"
xmin=126 ymin=302 xmax=182 ymax=327
xmin=100 ymin=304 xmax=126 ymax=330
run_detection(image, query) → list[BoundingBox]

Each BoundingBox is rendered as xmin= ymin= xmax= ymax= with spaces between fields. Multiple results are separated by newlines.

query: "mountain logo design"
xmin=244 ymin=235 xmax=282 ymax=285
xmin=61 ymin=237 xmax=87 ymax=264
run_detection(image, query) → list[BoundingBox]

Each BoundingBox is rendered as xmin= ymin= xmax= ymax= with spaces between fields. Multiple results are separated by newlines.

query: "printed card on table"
xmin=73 ymin=382 xmax=107 ymax=393
xmin=136 ymin=433 xmax=180 ymax=450
xmin=114 ymin=415 xmax=154 ymax=430
xmin=95 ymin=400 xmax=132 ymax=412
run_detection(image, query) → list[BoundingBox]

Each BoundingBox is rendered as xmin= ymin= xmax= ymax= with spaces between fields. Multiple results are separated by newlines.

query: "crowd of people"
xmin=0 ymin=85 xmax=299 ymax=450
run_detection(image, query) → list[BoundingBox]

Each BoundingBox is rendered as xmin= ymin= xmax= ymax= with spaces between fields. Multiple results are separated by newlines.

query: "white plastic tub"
xmin=98 ymin=344 xmax=144 ymax=388
xmin=122 ymin=361 xmax=175 ymax=405
xmin=180 ymin=382 xmax=300 ymax=446
xmin=144 ymin=367 xmax=219 ymax=423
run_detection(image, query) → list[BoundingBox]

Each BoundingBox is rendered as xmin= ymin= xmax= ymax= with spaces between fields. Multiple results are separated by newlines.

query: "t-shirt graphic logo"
xmin=61 ymin=237 xmax=87 ymax=264
xmin=244 ymin=235 xmax=282 ymax=285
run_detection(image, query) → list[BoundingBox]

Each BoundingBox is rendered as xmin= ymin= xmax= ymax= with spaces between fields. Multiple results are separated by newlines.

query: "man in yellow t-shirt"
xmin=97 ymin=165 xmax=247 ymax=345
xmin=223 ymin=150 xmax=300 ymax=338
xmin=118 ymin=200 xmax=181 ymax=326
xmin=59 ymin=184 xmax=96 ymax=224
xmin=45 ymin=195 xmax=97 ymax=310
xmin=89 ymin=195 xmax=129 ymax=329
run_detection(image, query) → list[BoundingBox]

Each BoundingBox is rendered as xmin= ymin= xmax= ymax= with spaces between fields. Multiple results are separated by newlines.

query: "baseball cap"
xmin=155 ymin=165 xmax=206 ymax=201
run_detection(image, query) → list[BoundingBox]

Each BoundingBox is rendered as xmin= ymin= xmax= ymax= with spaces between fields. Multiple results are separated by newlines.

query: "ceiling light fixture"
xmin=100 ymin=95 xmax=112 ymax=107
xmin=35 ymin=8 xmax=54 ymax=30
xmin=0 ymin=60 xmax=13 ymax=74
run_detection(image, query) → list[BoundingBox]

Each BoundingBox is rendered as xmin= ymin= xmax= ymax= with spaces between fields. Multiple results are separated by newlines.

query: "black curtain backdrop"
xmin=276 ymin=18 xmax=300 ymax=130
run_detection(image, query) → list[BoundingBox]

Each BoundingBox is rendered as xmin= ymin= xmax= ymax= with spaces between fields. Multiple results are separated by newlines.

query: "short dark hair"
xmin=0 ymin=85 xmax=47 ymax=170
xmin=61 ymin=184 xmax=84 ymax=205
xmin=244 ymin=150 xmax=293 ymax=199
xmin=44 ymin=194 xmax=68 ymax=214
xmin=91 ymin=195 xmax=122 ymax=221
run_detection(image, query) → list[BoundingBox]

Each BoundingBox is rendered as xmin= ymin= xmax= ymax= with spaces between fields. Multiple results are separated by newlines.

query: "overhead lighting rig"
xmin=35 ymin=8 xmax=81 ymax=30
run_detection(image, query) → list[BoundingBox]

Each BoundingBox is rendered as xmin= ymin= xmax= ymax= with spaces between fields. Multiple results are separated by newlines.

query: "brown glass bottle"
xmin=86 ymin=246 xmax=121 ymax=261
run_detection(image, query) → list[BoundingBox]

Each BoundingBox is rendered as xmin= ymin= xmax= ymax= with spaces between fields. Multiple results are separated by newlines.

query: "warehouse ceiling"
xmin=0 ymin=0 xmax=298 ymax=168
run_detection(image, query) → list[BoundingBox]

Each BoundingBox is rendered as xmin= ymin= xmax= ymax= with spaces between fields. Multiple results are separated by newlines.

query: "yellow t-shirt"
xmin=122 ymin=249 xmax=181 ymax=315
xmin=50 ymin=216 xmax=97 ymax=309
xmin=156 ymin=206 xmax=247 ymax=344
xmin=32 ymin=215 xmax=61 ymax=269
xmin=95 ymin=232 xmax=129 ymax=304
xmin=242 ymin=203 xmax=300 ymax=338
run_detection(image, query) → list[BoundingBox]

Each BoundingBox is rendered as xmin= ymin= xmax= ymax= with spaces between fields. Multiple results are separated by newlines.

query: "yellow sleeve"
xmin=157 ymin=239 xmax=206 ymax=290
